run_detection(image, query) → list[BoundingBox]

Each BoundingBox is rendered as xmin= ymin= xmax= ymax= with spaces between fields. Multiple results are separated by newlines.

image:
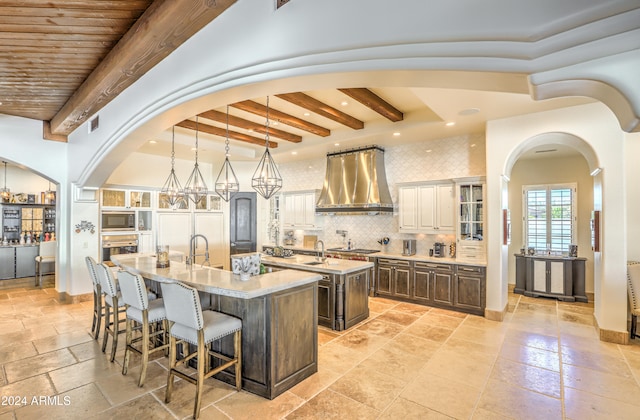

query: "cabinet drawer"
xmin=415 ymin=262 xmax=452 ymax=272
xmin=456 ymin=265 xmax=484 ymax=275
xmin=378 ymin=259 xmax=411 ymax=268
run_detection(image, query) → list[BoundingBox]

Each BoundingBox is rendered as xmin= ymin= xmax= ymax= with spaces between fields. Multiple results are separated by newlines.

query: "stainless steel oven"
xmin=102 ymin=234 xmax=138 ymax=265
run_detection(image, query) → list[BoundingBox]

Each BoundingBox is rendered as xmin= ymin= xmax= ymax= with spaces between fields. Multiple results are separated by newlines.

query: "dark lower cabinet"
xmin=454 ymin=265 xmax=486 ymax=314
xmin=262 ymin=264 xmax=369 ymax=331
xmin=413 ymin=262 xmax=454 ymax=306
xmin=514 ymin=255 xmax=587 ymax=302
xmin=317 ymin=274 xmax=335 ymax=328
xmin=375 ymin=259 xmax=486 ymax=316
xmin=376 ymin=258 xmax=411 ymax=299
xmin=342 ymin=270 xmax=369 ymax=330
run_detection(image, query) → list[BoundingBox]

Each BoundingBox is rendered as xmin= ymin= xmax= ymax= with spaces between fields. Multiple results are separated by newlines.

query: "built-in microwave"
xmin=101 ymin=211 xmax=136 ymax=231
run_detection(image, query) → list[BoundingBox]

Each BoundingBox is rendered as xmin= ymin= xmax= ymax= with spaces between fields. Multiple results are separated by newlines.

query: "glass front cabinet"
xmin=456 ymin=179 xmax=486 ymax=261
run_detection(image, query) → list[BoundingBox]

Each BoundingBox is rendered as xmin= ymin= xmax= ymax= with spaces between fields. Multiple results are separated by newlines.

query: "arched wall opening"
xmin=0 ymin=159 xmax=61 ymax=290
xmin=502 ymin=133 xmax=599 ymax=303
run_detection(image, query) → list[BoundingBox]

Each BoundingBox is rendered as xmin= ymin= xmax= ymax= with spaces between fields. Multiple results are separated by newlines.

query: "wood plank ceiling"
xmin=0 ymin=0 xmax=408 ymax=149
xmin=0 ymin=0 xmax=237 ymax=141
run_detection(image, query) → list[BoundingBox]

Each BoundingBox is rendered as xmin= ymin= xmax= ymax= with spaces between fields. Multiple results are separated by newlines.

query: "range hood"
xmin=316 ymin=146 xmax=393 ymax=215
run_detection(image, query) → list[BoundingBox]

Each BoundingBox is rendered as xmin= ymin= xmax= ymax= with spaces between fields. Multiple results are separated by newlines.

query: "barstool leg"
xmin=94 ymin=296 xmax=103 ymax=341
xmin=235 ymin=330 xmax=242 ymax=390
xmin=122 ymin=318 xmax=133 ymax=376
xmin=139 ymin=312 xmax=150 ymax=387
xmin=165 ymin=330 xmax=177 ymax=404
xmin=194 ymin=330 xmax=206 ymax=419
xmin=102 ymin=305 xmax=111 ymax=353
xmin=110 ymin=301 xmax=120 ymax=362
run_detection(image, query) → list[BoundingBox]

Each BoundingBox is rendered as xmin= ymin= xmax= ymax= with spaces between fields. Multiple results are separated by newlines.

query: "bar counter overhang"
xmin=111 ymin=253 xmax=321 ymax=399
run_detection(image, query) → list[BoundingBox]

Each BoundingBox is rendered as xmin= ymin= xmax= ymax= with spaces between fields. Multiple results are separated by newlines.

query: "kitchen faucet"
xmin=188 ymin=234 xmax=210 ymax=266
xmin=315 ymin=240 xmax=325 ymax=262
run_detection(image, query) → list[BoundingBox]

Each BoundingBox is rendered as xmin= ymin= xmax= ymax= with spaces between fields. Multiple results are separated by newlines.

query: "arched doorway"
xmin=503 ymin=133 xmax=598 ymax=307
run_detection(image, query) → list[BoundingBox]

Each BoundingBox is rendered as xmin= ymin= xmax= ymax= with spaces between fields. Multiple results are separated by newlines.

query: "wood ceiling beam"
xmin=198 ymin=109 xmax=302 ymax=143
xmin=46 ymin=0 xmax=237 ymax=140
xmin=176 ymin=120 xmax=278 ymax=149
xmin=276 ymin=92 xmax=364 ymax=130
xmin=231 ymin=100 xmax=331 ymax=137
xmin=338 ymin=88 xmax=404 ymax=122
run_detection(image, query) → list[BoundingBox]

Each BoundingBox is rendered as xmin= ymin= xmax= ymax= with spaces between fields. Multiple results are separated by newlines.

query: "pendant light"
xmin=160 ymin=126 xmax=186 ymax=207
xmin=252 ymin=96 xmax=282 ymax=199
xmin=44 ymin=181 xmax=55 ymax=203
xmin=0 ymin=161 xmax=10 ymax=202
xmin=183 ymin=116 xmax=209 ymax=204
xmin=215 ymin=106 xmax=240 ymax=201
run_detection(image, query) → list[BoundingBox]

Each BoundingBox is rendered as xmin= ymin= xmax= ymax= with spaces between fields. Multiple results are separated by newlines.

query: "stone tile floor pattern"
xmin=2 ymin=279 xmax=640 ymax=419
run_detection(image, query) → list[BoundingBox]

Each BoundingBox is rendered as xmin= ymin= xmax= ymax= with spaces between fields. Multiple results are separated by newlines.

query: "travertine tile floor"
xmin=2 ymin=279 xmax=640 ymax=419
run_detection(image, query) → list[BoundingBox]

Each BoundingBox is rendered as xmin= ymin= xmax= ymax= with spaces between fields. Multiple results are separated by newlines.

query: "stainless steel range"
xmin=325 ymin=247 xmax=380 ymax=261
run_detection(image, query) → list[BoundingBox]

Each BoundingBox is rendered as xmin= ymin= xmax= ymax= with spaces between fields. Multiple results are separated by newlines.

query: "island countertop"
xmin=110 ymin=253 xmax=321 ymax=299
xmin=260 ymin=254 xmax=373 ymax=274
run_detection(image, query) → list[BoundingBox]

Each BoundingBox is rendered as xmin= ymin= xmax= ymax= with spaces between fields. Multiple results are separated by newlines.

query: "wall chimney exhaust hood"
xmin=316 ymin=145 xmax=393 ymax=215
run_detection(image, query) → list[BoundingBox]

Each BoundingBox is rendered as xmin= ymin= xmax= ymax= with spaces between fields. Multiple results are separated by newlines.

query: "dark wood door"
xmin=230 ymin=192 xmax=257 ymax=255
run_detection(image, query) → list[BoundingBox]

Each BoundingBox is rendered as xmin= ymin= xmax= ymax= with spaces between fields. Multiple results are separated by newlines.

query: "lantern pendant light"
xmin=160 ymin=126 xmax=186 ymax=207
xmin=183 ymin=116 xmax=209 ymax=204
xmin=0 ymin=161 xmax=10 ymax=202
xmin=252 ymin=96 xmax=282 ymax=199
xmin=44 ymin=181 xmax=55 ymax=203
xmin=215 ymin=106 xmax=240 ymax=202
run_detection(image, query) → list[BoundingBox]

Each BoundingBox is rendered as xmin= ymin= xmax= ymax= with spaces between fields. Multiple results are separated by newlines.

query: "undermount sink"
xmin=304 ymin=261 xmax=324 ymax=266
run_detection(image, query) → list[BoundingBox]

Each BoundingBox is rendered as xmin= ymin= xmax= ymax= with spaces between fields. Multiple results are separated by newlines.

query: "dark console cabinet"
xmin=514 ymin=254 xmax=587 ymax=302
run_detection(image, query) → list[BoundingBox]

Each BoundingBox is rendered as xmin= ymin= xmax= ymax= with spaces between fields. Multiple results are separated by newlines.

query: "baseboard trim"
xmin=485 ymin=302 xmax=508 ymax=322
xmin=594 ymin=317 xmax=629 ymax=345
xmin=59 ymin=291 xmax=93 ymax=304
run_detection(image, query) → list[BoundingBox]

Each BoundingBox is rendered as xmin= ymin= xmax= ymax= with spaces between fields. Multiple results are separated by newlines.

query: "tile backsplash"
xmin=273 ymin=133 xmax=485 ymax=255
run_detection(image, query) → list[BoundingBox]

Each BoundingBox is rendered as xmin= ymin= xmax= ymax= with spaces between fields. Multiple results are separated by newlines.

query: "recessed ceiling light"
xmin=149 ymin=140 xmax=157 ymax=144
xmin=445 ymin=122 xmax=455 ymax=127
xmin=334 ymin=143 xmax=340 ymax=146
xmin=341 ymin=101 xmax=348 ymax=106
xmin=425 ymin=149 xmax=432 ymax=153
xmin=458 ymin=108 xmax=480 ymax=116
xmin=393 ymin=132 xmax=401 ymax=137
xmin=291 ymin=151 xmax=298 ymax=155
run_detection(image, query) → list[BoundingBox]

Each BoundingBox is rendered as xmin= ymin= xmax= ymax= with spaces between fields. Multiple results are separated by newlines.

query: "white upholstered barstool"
xmin=35 ymin=240 xmax=56 ymax=287
xmin=85 ymin=256 xmax=105 ymax=340
xmin=627 ymin=261 xmax=640 ymax=339
xmin=161 ymin=281 xmax=242 ymax=419
xmin=118 ymin=270 xmax=169 ymax=387
xmin=95 ymin=262 xmax=126 ymax=362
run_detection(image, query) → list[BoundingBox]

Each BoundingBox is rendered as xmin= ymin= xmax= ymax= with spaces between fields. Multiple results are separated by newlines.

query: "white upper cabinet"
xmin=101 ymin=188 xmax=152 ymax=209
xmin=282 ymin=191 xmax=321 ymax=229
xmin=398 ymin=182 xmax=454 ymax=233
xmin=455 ymin=178 xmax=486 ymax=261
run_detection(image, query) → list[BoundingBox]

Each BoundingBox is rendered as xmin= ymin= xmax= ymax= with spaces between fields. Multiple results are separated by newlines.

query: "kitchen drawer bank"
xmin=111 ymin=254 xmax=321 ymax=400
xmin=261 ymin=254 xmax=372 ymax=331
xmin=374 ymin=254 xmax=486 ymax=316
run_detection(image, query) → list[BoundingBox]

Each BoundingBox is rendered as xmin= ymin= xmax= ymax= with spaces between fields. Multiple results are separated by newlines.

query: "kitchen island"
xmin=261 ymin=254 xmax=373 ymax=331
xmin=111 ymin=254 xmax=321 ymax=400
